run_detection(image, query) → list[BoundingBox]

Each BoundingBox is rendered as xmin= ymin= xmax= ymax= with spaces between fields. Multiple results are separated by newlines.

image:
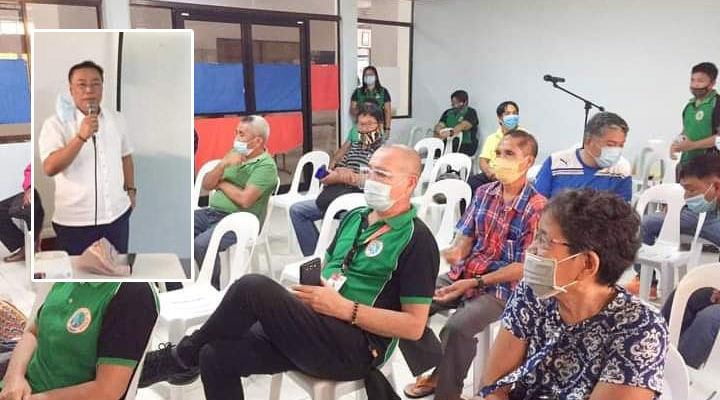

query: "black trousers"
xmin=52 ymin=208 xmax=131 ymax=255
xmin=0 ymin=190 xmax=44 ymax=252
xmin=176 ymin=274 xmax=376 ymax=400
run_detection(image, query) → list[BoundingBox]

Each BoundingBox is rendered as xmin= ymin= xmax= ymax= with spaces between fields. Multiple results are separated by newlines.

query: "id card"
xmin=327 ymin=273 xmax=347 ymax=292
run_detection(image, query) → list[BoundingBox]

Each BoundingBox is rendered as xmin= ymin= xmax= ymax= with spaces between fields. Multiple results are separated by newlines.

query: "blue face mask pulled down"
xmin=595 ymin=146 xmax=623 ymax=168
xmin=56 ymin=92 xmax=76 ymax=123
xmin=686 ymin=186 xmax=718 ymax=214
xmin=502 ymin=114 xmax=519 ymax=130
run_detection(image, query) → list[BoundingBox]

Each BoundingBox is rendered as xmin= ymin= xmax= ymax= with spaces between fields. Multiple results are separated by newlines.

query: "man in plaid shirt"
xmin=401 ymin=129 xmax=546 ymax=400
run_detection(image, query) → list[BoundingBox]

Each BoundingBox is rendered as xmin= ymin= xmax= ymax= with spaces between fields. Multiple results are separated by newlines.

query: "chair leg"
xmin=660 ymin=263 xmax=674 ymax=305
xmin=268 ymin=374 xmax=283 ymax=400
xmin=473 ymin=329 xmax=492 ymax=395
xmin=286 ymin=208 xmax=295 ymax=254
xmin=639 ymin=264 xmax=654 ymax=301
xmin=263 ymin=241 xmax=273 ymax=278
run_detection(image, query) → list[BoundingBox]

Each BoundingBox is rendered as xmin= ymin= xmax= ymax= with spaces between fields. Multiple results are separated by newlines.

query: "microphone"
xmin=543 ymin=74 xmax=566 ymax=83
xmin=87 ymin=102 xmax=98 ymax=144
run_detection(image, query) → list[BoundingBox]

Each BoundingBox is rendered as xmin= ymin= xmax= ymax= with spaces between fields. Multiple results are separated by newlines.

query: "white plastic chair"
xmin=270 ymin=150 xmax=330 ymax=252
xmin=429 ymin=153 xmax=472 ymax=183
xmin=635 ymin=184 xmax=703 ymax=303
xmin=269 ymin=351 xmax=397 ymax=400
xmin=408 ymin=126 xmax=431 ymax=147
xmin=658 ymin=343 xmax=690 ymax=400
xmin=472 ymin=320 xmax=502 ymax=395
xmin=248 ymin=176 xmax=281 ymax=277
xmin=415 ymin=180 xmax=472 ymax=276
xmin=526 ymin=164 xmax=542 ymax=182
xmin=279 ymin=193 xmax=366 ymax=285
xmin=414 ymin=137 xmax=445 ymax=194
xmin=192 ymin=159 xmax=221 ymax=210
xmin=155 ymin=213 xmax=259 ymax=400
xmin=9 ymin=217 xmax=31 ymax=269
xmin=443 ymin=131 xmax=464 ymax=155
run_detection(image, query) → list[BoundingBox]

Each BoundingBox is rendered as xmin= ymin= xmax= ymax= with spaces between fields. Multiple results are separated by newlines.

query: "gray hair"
xmin=584 ymin=111 xmax=629 ymax=141
xmin=244 ymin=115 xmax=270 ymax=142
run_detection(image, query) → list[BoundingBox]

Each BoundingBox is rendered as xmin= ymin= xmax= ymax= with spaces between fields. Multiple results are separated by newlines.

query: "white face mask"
xmin=523 ymin=252 xmax=581 ymax=299
xmin=364 ymin=75 xmax=376 ymax=86
xmin=233 ymin=139 xmax=249 ymax=155
xmin=363 ymin=179 xmax=394 ymax=211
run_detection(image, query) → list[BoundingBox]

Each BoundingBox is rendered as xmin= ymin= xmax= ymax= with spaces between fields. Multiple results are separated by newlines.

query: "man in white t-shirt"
xmin=39 ymin=60 xmax=135 ymax=255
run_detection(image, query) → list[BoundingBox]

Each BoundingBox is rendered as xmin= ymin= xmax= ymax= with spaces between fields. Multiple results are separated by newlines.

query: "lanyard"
xmin=341 ymin=214 xmax=392 ymax=274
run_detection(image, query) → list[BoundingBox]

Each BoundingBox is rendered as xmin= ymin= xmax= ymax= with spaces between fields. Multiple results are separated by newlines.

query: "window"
xmin=130 ymin=5 xmax=172 ymax=29
xmin=0 ymin=0 xmax=102 ymax=143
xmin=358 ymin=0 xmax=413 ymax=118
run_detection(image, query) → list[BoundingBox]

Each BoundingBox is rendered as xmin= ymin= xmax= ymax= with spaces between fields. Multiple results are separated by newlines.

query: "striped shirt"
xmin=337 ymin=135 xmax=384 ymax=173
xmin=451 ymin=181 xmax=546 ymax=300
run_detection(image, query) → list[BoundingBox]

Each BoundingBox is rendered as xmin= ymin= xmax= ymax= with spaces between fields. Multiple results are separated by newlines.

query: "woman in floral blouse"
xmin=479 ymin=189 xmax=668 ymax=400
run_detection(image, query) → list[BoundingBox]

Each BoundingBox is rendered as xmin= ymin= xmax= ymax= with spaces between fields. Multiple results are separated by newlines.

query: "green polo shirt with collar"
xmin=209 ymin=151 xmax=278 ymax=223
xmin=322 ymin=205 xmax=439 ymax=362
xmin=681 ymin=90 xmax=719 ymax=163
xmin=1 ymin=282 xmax=159 ymax=394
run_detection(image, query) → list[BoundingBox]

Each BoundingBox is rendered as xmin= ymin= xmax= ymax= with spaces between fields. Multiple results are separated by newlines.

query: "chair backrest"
xmin=414 ymin=137 xmax=444 ymax=175
xmin=192 ymin=159 xmax=221 ymax=210
xmin=668 ymin=263 xmax=720 ymax=348
xmin=314 ymin=193 xmax=367 ymax=260
xmin=124 ymin=284 xmax=160 ymax=400
xmin=659 ymin=344 xmax=690 ymax=400
xmin=198 ymin=212 xmax=260 ymax=286
xmin=429 ymin=153 xmax=472 ymax=182
xmin=443 ymin=131 xmax=463 ymax=155
xmin=417 ymin=179 xmax=472 ymax=248
xmin=526 ymin=164 xmax=542 ymax=182
xmin=408 ymin=126 xmax=431 ymax=147
xmin=634 ymin=184 xmax=686 ymax=247
xmin=261 ymin=177 xmax=282 ymax=236
xmin=287 ymin=150 xmax=330 ymax=197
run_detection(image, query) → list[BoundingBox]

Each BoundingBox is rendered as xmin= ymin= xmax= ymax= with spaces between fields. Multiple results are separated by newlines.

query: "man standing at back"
xmin=39 ymin=60 xmax=135 ymax=255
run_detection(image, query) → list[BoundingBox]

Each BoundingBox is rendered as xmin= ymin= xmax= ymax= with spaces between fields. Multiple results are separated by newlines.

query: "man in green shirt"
xmin=433 ymin=90 xmax=480 ymax=156
xmin=0 ymin=282 xmax=158 ymax=400
xmin=194 ymin=115 xmax=278 ymax=286
xmin=671 ymin=62 xmax=720 ymax=164
xmin=139 ymin=145 xmax=439 ymax=400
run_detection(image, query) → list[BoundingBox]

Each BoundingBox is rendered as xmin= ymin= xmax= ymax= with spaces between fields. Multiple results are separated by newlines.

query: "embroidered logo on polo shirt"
xmin=67 ymin=307 xmax=92 ymax=334
xmin=696 ymin=110 xmax=705 ymax=121
xmin=365 ymin=239 xmax=383 ymax=257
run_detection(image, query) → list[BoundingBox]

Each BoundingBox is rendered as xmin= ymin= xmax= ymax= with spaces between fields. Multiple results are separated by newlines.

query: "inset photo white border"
xmin=30 ymin=29 xmax=194 ymax=283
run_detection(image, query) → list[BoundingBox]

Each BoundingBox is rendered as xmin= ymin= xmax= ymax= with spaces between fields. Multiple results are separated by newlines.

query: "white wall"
xmin=32 ymin=30 xmax=192 ymax=258
xmin=401 ymin=0 xmax=720 ymax=160
xmin=0 ymin=142 xmax=30 ymax=199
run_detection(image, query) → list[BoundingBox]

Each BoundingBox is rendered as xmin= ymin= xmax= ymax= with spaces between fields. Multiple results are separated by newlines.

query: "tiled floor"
xmin=1 ymin=210 xmax=719 ymax=399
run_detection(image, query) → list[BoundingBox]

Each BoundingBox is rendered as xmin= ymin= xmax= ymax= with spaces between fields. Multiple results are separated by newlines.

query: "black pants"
xmin=458 ymin=140 xmax=478 ymax=157
xmin=467 ymin=173 xmax=495 ymax=195
xmin=176 ymin=274 xmax=376 ymax=400
xmin=0 ymin=190 xmax=44 ymax=252
xmin=52 ymin=208 xmax=131 ymax=255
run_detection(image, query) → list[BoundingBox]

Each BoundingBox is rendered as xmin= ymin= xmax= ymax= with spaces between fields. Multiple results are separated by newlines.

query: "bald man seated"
xmin=138 ymin=145 xmax=440 ymax=400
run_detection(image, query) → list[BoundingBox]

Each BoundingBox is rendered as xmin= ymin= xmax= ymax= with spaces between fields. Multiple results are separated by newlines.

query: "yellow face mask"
xmin=491 ymin=157 xmax=526 ymax=184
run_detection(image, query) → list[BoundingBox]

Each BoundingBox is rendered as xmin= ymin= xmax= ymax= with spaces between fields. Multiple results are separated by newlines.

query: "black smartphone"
xmin=299 ymin=257 xmax=322 ymax=286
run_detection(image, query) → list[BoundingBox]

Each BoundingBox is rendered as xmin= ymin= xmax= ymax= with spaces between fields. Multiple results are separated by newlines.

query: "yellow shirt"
xmin=479 ymin=127 xmax=504 ymax=161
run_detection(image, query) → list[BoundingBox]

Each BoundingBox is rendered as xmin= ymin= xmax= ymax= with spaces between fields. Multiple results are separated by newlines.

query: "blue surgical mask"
xmin=233 ymin=140 xmax=249 ymax=155
xmin=502 ymin=114 xmax=519 ymax=130
xmin=595 ymin=146 xmax=623 ymax=168
xmin=686 ymin=186 xmax=718 ymax=214
xmin=56 ymin=92 xmax=76 ymax=123
xmin=364 ymin=75 xmax=376 ymax=86
xmin=363 ymin=179 xmax=394 ymax=211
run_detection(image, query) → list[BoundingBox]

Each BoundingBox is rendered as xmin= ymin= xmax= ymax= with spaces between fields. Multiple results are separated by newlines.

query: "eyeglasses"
xmin=360 ymin=166 xmax=417 ymax=182
xmin=533 ymin=230 xmax=571 ymax=251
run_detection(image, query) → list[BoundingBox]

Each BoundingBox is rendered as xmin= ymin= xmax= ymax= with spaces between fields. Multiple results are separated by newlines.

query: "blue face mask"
xmin=364 ymin=75 xmax=376 ymax=86
xmin=686 ymin=186 xmax=718 ymax=214
xmin=56 ymin=92 xmax=76 ymax=123
xmin=502 ymin=114 xmax=519 ymax=130
xmin=595 ymin=146 xmax=623 ymax=168
xmin=233 ymin=140 xmax=249 ymax=155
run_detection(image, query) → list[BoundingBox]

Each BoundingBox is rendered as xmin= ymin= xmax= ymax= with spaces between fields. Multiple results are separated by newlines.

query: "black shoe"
xmin=139 ymin=342 xmax=199 ymax=388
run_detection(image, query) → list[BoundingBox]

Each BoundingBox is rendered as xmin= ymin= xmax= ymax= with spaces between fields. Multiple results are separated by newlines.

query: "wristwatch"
xmin=474 ymin=275 xmax=485 ymax=288
xmin=124 ymin=186 xmax=137 ymax=194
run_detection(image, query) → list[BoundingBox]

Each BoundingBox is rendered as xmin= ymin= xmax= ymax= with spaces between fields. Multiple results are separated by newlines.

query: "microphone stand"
xmin=548 ymin=81 xmax=605 ymax=134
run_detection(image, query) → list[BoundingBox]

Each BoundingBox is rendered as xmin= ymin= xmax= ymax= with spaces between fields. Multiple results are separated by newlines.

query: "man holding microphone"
xmin=39 ymin=60 xmax=135 ymax=255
